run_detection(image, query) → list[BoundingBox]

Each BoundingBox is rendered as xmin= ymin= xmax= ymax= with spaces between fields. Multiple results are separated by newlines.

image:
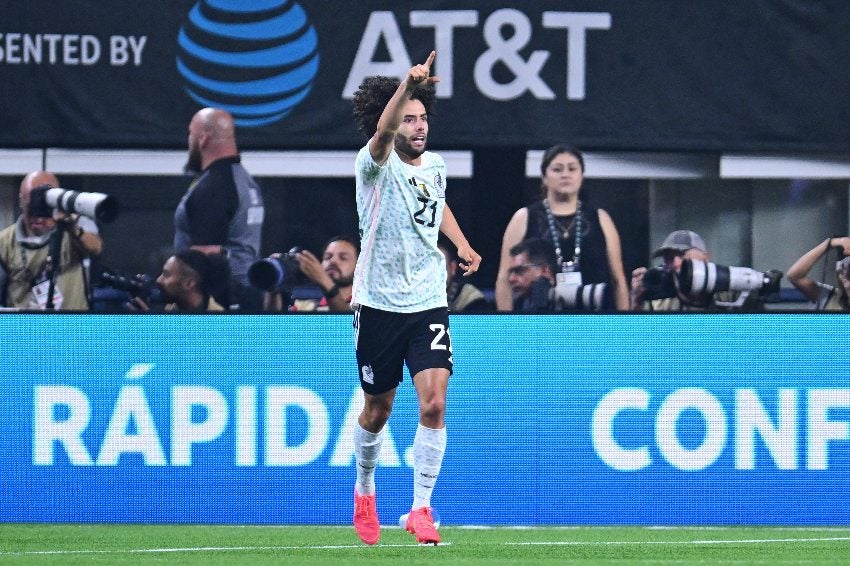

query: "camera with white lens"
xmin=678 ymin=260 xmax=782 ymax=297
xmin=527 ymin=272 xmax=610 ymax=311
xmin=28 ymin=184 xmax=119 ymax=223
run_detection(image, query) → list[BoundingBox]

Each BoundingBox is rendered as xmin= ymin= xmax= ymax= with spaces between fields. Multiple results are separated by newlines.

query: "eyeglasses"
xmin=660 ymin=250 xmax=686 ymax=263
xmin=508 ymin=263 xmax=543 ymax=276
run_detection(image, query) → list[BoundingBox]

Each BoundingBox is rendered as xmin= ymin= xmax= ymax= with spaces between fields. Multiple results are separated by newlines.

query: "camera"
xmin=527 ymin=276 xmax=610 ymax=311
xmin=28 ymin=184 xmax=119 ymax=223
xmin=643 ymin=260 xmax=782 ymax=301
xmin=642 ymin=266 xmax=677 ymax=301
xmin=98 ymin=270 xmax=164 ymax=305
xmin=247 ymin=246 xmax=305 ymax=291
xmin=678 ymin=260 xmax=782 ymax=297
xmin=552 ymin=280 xmax=609 ymax=311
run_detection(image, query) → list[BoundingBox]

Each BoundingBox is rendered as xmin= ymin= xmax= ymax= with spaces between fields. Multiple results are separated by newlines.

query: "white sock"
xmin=354 ymin=423 xmax=383 ymax=496
xmin=411 ymin=424 xmax=447 ymax=510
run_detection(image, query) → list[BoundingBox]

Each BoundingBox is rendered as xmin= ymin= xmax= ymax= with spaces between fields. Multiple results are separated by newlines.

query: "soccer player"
xmin=350 ymin=51 xmax=481 ymax=546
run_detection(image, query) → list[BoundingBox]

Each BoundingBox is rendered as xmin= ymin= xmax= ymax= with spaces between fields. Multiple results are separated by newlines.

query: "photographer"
xmin=787 ymin=236 xmax=850 ymax=310
xmin=631 ymin=230 xmax=769 ymax=312
xmin=0 ymin=171 xmax=103 ymax=310
xmin=507 ymin=238 xmax=557 ymax=311
xmin=129 ymin=250 xmax=227 ymax=312
xmin=261 ymin=235 xmax=359 ymax=312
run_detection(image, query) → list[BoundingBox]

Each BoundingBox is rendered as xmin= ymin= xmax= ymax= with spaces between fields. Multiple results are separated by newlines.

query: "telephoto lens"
xmin=247 ymin=246 xmax=305 ymax=291
xmin=679 ymin=260 xmax=782 ymax=296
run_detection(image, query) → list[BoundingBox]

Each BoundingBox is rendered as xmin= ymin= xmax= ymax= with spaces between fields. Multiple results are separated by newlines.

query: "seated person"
xmin=130 ymin=249 xmax=228 ymax=311
xmin=507 ymin=238 xmax=557 ymax=312
xmin=787 ymin=236 xmax=850 ymax=311
xmin=263 ymin=235 xmax=359 ymax=312
xmin=439 ymin=239 xmax=489 ymax=311
xmin=631 ymin=230 xmax=769 ymax=312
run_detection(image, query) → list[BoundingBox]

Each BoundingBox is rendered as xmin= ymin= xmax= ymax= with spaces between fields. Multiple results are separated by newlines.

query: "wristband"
xmin=324 ymin=284 xmax=340 ymax=299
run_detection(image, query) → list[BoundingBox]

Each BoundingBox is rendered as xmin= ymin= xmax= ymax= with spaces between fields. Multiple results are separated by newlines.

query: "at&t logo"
xmin=176 ymin=0 xmax=320 ymax=127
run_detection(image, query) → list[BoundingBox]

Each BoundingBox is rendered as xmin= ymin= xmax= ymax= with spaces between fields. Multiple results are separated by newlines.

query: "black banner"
xmin=2 ymin=0 xmax=849 ymax=151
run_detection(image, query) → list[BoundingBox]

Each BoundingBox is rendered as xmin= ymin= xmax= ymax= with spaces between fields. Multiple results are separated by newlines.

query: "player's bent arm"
xmin=438 ymin=205 xmax=466 ymax=249
xmin=440 ymin=205 xmax=481 ymax=276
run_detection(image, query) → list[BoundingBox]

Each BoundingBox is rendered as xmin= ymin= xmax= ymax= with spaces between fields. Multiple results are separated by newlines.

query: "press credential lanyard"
xmin=543 ymin=198 xmax=582 ymax=273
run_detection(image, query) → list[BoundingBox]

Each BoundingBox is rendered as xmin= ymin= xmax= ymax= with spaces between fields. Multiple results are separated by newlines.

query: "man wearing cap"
xmin=630 ymin=230 xmax=761 ymax=311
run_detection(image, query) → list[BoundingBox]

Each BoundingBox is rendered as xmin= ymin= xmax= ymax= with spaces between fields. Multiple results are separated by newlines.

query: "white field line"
xmin=0 ymin=542 xmax=451 ymax=556
xmin=3 ymin=535 xmax=850 ymax=557
xmin=508 ymin=537 xmax=850 ymax=546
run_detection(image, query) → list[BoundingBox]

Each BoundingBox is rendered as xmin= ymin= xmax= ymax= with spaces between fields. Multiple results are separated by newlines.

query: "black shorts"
xmin=353 ymin=305 xmax=453 ymax=395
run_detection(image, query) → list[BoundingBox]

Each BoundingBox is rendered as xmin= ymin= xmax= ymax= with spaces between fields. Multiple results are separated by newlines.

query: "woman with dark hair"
xmin=494 ymin=145 xmax=628 ymax=311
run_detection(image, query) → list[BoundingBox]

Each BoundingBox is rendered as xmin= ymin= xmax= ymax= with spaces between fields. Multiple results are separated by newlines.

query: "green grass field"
xmin=1 ymin=524 xmax=849 ymax=565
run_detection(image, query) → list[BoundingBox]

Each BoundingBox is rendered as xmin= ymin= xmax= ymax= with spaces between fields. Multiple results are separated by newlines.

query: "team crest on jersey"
xmin=434 ymin=172 xmax=445 ymax=198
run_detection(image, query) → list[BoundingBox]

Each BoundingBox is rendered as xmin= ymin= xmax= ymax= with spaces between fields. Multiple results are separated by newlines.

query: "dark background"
xmin=48 ymin=153 xmax=648 ymax=291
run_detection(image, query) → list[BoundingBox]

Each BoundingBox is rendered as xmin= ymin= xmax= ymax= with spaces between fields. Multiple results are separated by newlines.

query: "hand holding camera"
xmin=99 ymin=270 xmax=165 ymax=309
xmin=291 ymin=249 xmax=330 ymax=287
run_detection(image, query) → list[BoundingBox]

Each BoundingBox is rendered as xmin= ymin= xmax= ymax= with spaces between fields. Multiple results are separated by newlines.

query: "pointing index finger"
xmin=424 ymin=50 xmax=436 ymax=70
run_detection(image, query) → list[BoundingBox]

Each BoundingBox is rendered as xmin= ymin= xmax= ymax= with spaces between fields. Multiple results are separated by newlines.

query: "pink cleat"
xmin=353 ymin=490 xmax=380 ymax=545
xmin=405 ymin=506 xmax=440 ymax=545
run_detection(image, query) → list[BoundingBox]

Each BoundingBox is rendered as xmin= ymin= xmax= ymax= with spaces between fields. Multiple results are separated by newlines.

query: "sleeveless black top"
xmin=525 ymin=200 xmax=612 ymax=285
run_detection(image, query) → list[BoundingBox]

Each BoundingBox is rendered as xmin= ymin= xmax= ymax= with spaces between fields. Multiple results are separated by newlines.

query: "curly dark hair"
xmin=174 ymin=249 xmax=230 ymax=298
xmin=352 ymin=76 xmax=436 ymax=139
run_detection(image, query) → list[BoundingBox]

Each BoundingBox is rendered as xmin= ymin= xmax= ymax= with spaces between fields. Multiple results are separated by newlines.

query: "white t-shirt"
xmin=352 ymin=145 xmax=447 ymax=313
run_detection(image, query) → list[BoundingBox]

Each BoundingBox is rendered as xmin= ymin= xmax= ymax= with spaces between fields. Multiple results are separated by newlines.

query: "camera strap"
xmin=543 ymin=198 xmax=582 ymax=273
xmin=44 ymin=227 xmax=65 ymax=309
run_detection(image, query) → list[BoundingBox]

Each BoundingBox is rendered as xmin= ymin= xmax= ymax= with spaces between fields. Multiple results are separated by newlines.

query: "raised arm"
xmin=787 ymin=237 xmax=848 ymax=303
xmin=369 ymin=51 xmax=439 ymax=165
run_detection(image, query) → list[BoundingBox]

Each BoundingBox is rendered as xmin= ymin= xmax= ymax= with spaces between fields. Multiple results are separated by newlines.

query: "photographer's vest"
xmin=0 ymin=224 xmax=88 ymax=310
